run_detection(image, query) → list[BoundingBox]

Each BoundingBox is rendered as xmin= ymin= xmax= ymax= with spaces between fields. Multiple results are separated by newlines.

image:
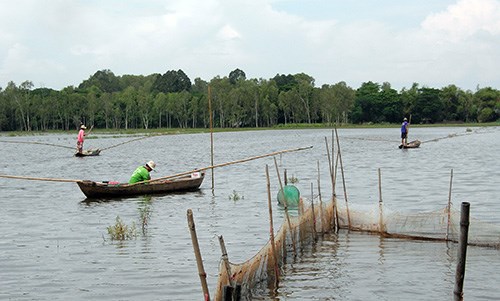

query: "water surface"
xmin=0 ymin=126 xmax=498 ymax=300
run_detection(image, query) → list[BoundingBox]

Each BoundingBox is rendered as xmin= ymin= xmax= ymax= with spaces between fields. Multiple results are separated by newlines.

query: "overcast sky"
xmin=1 ymin=0 xmax=499 ymax=91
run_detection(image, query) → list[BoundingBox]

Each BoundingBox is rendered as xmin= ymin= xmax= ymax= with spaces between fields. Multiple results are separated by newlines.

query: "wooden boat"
xmin=75 ymin=148 xmax=101 ymax=157
xmin=77 ymin=172 xmax=205 ymax=198
xmin=399 ymin=140 xmax=421 ymax=149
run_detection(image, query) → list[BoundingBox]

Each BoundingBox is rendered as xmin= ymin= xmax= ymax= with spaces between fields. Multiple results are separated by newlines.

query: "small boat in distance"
xmin=75 ymin=148 xmax=101 ymax=157
xmin=399 ymin=140 xmax=421 ymax=149
xmin=77 ymin=172 xmax=205 ymax=198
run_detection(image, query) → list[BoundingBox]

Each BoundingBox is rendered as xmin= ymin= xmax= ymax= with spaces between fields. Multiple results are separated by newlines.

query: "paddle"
xmin=406 ymin=114 xmax=412 ymax=144
xmin=86 ymin=125 xmax=94 ymax=136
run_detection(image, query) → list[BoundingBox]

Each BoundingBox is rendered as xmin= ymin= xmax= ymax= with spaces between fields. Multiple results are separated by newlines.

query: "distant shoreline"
xmin=1 ymin=122 xmax=498 ymax=137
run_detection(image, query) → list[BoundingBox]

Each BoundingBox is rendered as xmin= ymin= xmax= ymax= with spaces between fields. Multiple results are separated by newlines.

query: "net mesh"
xmin=212 ymin=196 xmax=500 ymax=300
xmin=213 ymin=197 xmax=336 ymax=300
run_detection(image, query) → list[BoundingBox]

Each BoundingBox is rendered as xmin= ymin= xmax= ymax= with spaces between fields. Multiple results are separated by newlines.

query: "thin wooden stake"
xmin=310 ymin=182 xmax=317 ymax=238
xmin=335 ymin=126 xmax=351 ymax=229
xmin=316 ymin=160 xmax=324 ymax=233
xmin=266 ymin=165 xmax=280 ymax=287
xmin=208 ymin=85 xmax=215 ymax=191
xmin=187 ymin=209 xmax=210 ymax=301
xmin=446 ymin=169 xmax=454 ymax=241
xmin=324 ymin=137 xmax=338 ymax=230
xmin=274 ymin=157 xmax=297 ymax=258
xmin=331 ymin=129 xmax=335 ymax=189
xmin=378 ymin=168 xmax=385 ymax=233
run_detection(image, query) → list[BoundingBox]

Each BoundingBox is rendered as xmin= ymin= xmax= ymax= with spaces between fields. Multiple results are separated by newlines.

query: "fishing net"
xmin=213 ymin=196 xmax=336 ymax=300
xmin=212 ymin=196 xmax=500 ymax=300
xmin=335 ymin=202 xmax=500 ymax=248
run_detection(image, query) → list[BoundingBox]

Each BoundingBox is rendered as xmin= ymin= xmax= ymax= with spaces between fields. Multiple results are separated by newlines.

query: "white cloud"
xmin=0 ymin=0 xmax=498 ymax=90
xmin=422 ymin=0 xmax=500 ymax=42
xmin=217 ymin=25 xmax=241 ymax=41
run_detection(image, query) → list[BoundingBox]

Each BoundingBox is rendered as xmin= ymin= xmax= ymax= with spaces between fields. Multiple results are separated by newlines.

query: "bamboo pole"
xmin=335 ymin=126 xmax=351 ymax=229
xmin=332 ymin=130 xmax=340 ymax=229
xmin=446 ymin=169 xmax=454 ymax=241
xmin=266 ymin=164 xmax=280 ymax=288
xmin=218 ymin=235 xmax=234 ymax=288
xmin=324 ymin=137 xmax=333 ymax=192
xmin=0 ymin=140 xmax=74 ymax=150
xmin=208 ymin=85 xmax=215 ymax=191
xmin=187 ymin=209 xmax=210 ymax=301
xmin=316 ymin=160 xmax=324 ymax=233
xmin=331 ymin=129 xmax=335 ymax=188
xmin=324 ymin=137 xmax=338 ymax=230
xmin=0 ymin=174 xmax=82 ymax=183
xmin=101 ymin=135 xmax=153 ymax=151
xmin=453 ymin=202 xmax=470 ymax=300
xmin=378 ymin=168 xmax=385 ymax=233
xmin=407 ymin=114 xmax=412 ymax=144
xmin=310 ymin=182 xmax=317 ymax=238
xmin=128 ymin=146 xmax=313 ymax=186
xmin=273 ymin=156 xmax=297 ymax=258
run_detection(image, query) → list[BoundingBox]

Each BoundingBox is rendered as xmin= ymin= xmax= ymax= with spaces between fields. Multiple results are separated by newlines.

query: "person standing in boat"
xmin=76 ymin=124 xmax=87 ymax=154
xmin=401 ymin=117 xmax=409 ymax=147
xmin=129 ymin=161 xmax=156 ymax=184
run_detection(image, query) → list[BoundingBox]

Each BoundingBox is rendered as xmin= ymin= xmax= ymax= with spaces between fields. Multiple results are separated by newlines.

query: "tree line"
xmin=0 ymin=68 xmax=498 ymax=132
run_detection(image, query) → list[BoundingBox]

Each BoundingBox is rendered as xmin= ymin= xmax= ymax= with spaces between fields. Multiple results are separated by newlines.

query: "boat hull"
xmin=399 ymin=140 xmax=421 ymax=149
xmin=77 ymin=173 xmax=204 ymax=198
xmin=75 ymin=149 xmax=101 ymax=157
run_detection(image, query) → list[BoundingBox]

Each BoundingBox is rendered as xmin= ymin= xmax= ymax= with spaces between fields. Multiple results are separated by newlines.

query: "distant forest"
xmin=0 ymin=68 xmax=498 ymax=131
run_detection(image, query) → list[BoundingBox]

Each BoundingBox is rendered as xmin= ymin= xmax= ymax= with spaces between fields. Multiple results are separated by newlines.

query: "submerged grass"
xmin=107 ymin=216 xmax=137 ymax=241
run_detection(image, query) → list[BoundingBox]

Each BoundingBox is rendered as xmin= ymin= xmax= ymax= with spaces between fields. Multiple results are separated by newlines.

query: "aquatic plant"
xmin=229 ymin=190 xmax=244 ymax=201
xmin=287 ymin=175 xmax=299 ymax=184
xmin=107 ymin=216 xmax=137 ymax=240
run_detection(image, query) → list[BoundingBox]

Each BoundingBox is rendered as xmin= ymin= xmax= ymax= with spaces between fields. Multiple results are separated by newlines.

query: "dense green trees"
xmin=0 ymin=68 xmax=498 ymax=131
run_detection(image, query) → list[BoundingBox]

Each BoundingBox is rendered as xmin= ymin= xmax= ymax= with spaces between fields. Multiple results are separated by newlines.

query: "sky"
xmin=0 ymin=0 xmax=499 ymax=91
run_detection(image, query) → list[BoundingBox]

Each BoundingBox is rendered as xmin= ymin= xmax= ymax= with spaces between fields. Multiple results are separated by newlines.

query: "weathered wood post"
xmin=187 ymin=209 xmax=210 ymax=301
xmin=446 ymin=169 xmax=454 ymax=241
xmin=453 ymin=202 xmax=470 ymax=300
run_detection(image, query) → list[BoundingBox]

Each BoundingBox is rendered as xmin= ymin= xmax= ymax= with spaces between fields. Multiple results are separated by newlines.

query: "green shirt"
xmin=129 ymin=166 xmax=151 ymax=184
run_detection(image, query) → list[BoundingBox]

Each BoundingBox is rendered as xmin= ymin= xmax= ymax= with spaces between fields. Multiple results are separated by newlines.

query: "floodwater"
xmin=0 ymin=126 xmax=499 ymax=300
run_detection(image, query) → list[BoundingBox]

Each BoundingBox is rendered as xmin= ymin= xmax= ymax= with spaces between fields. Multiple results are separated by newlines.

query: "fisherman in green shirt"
xmin=129 ymin=161 xmax=156 ymax=184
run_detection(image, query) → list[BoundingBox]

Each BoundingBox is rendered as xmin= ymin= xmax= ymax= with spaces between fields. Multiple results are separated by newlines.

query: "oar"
xmin=126 ymin=145 xmax=314 ymax=187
